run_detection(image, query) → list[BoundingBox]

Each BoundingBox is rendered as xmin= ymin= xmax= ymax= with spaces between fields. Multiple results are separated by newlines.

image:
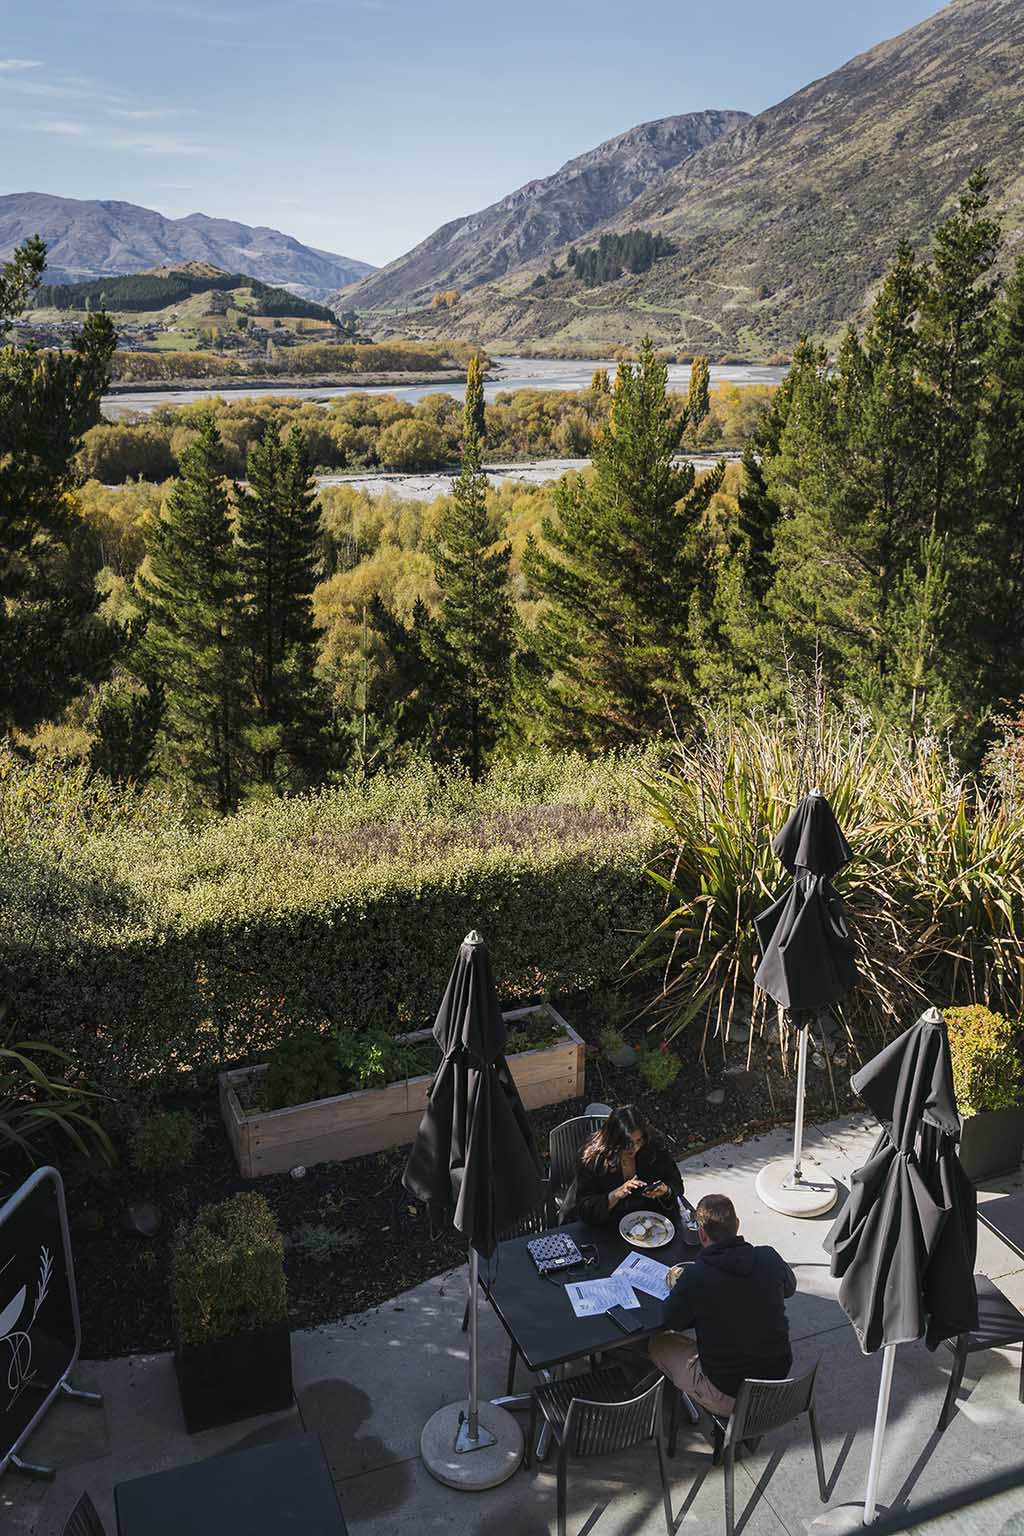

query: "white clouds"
xmin=0 ymin=58 xmax=42 ymax=71
xmin=36 ymin=118 xmax=86 ymax=136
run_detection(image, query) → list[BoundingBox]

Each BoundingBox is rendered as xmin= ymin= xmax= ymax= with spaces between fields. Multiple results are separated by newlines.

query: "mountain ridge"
xmin=0 ymin=193 xmax=373 ymax=301
xmin=374 ymin=0 xmax=1024 ymax=355
xmin=345 ymin=109 xmax=749 ymax=312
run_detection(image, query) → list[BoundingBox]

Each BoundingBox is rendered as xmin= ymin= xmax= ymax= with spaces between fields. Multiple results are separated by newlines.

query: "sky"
xmin=1 ymin=0 xmax=949 ymax=268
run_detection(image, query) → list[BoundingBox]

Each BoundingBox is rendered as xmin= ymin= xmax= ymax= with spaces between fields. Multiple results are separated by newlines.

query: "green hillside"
xmin=36 ymin=263 xmax=337 ymax=323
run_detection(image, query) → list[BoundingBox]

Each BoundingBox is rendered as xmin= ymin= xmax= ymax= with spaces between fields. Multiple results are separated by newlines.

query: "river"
xmin=101 ymin=354 xmax=787 ymax=419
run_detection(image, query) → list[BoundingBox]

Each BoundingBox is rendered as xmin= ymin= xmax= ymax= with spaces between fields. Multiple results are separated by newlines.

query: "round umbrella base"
xmin=755 ymin=1159 xmax=839 ymax=1218
xmin=810 ymin=1502 xmax=890 ymax=1531
xmin=420 ymin=1401 xmax=523 ymax=1490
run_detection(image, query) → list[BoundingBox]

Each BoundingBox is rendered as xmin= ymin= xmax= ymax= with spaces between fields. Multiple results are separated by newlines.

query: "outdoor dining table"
xmin=977 ymin=1190 xmax=1024 ymax=1264
xmin=484 ymin=1213 xmax=696 ymax=1453
xmin=114 ymin=1431 xmax=348 ymax=1536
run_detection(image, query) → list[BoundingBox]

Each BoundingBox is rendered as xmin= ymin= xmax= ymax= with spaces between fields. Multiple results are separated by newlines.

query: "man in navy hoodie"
xmin=649 ymin=1192 xmax=796 ymax=1416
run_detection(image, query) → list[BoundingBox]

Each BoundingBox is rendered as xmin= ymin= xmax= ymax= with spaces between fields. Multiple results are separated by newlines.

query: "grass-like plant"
xmin=631 ymin=708 xmax=1024 ymax=1064
xmin=0 ymin=1025 xmax=114 ymax=1167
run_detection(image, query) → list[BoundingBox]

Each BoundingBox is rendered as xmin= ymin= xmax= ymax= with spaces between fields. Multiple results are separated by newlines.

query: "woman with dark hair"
xmin=565 ymin=1105 xmax=688 ymax=1227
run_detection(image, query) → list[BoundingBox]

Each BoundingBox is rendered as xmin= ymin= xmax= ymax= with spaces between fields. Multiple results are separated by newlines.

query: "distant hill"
xmin=345 ymin=109 xmax=749 ymax=313
xmin=35 ymin=265 xmax=338 ymax=323
xmin=0 ymin=194 xmax=373 ymax=301
xmin=384 ymin=0 xmax=1024 ymax=356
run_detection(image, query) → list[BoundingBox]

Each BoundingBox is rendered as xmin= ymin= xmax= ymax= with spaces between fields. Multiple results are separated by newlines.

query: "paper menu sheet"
xmin=564 ymin=1274 xmax=640 ymax=1318
xmin=612 ymin=1252 xmax=672 ymax=1301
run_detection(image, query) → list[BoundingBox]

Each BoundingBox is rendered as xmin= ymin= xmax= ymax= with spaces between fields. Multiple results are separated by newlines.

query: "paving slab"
xmin=3 ymin=1112 xmax=1022 ymax=1536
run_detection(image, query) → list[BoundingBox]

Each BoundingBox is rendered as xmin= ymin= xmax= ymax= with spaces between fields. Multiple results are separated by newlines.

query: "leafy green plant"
xmin=0 ymin=1026 xmax=114 ymax=1167
xmin=599 ymin=1024 xmax=627 ymax=1058
xmin=504 ymin=1007 xmax=564 ymax=1056
xmin=286 ymin=1223 xmax=362 ymax=1264
xmin=172 ymin=1192 xmax=287 ymax=1347
xmin=258 ymin=1029 xmax=344 ymax=1113
xmin=637 ymin=1041 xmax=682 ymax=1091
xmin=127 ymin=1109 xmax=201 ymax=1175
xmin=945 ymin=1006 xmax=1024 ymax=1117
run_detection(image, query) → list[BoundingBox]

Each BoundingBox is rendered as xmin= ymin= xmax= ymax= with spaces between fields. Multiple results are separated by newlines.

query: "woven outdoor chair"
xmin=937 ymin=1273 xmax=1024 ymax=1431
xmin=526 ymin=1367 xmax=673 ymax=1536
xmin=62 ymin=1492 xmax=107 ymax=1536
xmin=668 ymin=1363 xmax=827 ymax=1536
xmin=461 ymin=1179 xmax=557 ymax=1394
xmin=548 ymin=1113 xmax=609 ymax=1208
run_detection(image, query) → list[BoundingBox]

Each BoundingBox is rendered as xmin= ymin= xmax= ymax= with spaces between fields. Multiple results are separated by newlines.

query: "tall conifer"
xmin=522 ymin=338 xmax=723 ymax=746
xmin=235 ymin=424 xmax=326 ymax=793
xmin=136 ymin=417 xmax=242 ymax=813
xmin=463 ymin=354 xmax=486 ymax=445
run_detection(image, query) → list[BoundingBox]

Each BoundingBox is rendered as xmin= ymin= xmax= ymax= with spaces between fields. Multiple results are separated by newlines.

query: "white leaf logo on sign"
xmin=1 ymin=1247 xmax=52 ymax=1411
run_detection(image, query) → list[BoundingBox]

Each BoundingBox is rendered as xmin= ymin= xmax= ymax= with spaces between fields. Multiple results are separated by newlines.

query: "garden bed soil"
xmin=55 ymin=997 xmax=860 ymax=1361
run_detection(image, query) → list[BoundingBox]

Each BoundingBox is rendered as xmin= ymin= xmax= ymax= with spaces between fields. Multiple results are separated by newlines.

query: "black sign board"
xmin=0 ymin=1168 xmax=81 ymax=1475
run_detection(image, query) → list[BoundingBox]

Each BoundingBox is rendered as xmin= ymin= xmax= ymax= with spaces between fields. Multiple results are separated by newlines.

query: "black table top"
xmin=114 ymin=1432 xmax=347 ymax=1536
xmin=485 ymin=1216 xmax=696 ymax=1372
xmin=978 ymin=1190 xmax=1024 ymax=1262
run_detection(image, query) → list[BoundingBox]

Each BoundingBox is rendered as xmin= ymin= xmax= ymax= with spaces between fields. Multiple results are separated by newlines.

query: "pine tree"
xmin=429 ymin=429 xmax=515 ymax=778
xmin=136 ymin=417 xmax=242 ymax=813
xmin=463 ymin=354 xmax=486 ymax=446
xmin=687 ymin=355 xmax=710 ymax=428
xmin=1 ymin=238 xmax=122 ymax=734
xmin=522 ymin=338 xmax=723 ymax=747
xmin=980 ymin=249 xmax=1024 ymax=708
xmin=234 ymin=424 xmax=326 ymax=794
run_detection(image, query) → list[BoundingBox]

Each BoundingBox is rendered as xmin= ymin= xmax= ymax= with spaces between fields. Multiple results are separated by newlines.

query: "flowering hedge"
xmin=0 ymin=750 xmax=662 ymax=1091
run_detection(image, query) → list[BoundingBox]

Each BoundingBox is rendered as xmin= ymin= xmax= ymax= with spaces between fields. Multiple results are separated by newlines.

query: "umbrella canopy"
xmin=824 ymin=1008 xmax=978 ymax=1353
xmin=403 ymin=931 xmax=543 ymax=1259
xmin=754 ymin=789 xmax=860 ymax=1015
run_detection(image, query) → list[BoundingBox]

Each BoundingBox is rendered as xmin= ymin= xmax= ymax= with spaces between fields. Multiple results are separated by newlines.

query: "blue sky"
xmin=2 ymin=0 xmax=948 ymax=266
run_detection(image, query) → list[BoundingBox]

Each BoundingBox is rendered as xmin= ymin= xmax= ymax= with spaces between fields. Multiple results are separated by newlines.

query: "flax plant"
xmin=629 ymin=709 xmax=1024 ymax=1063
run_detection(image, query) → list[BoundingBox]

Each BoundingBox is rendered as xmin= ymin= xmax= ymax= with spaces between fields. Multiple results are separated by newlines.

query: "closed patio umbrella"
xmin=815 ymin=1008 xmax=978 ymax=1528
xmin=403 ymin=930 xmax=544 ymax=1490
xmin=754 ymin=789 xmax=860 ymax=1216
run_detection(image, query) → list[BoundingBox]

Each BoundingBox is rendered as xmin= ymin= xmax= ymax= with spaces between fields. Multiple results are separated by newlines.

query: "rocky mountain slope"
xmin=386 ymin=0 xmax=1024 ymax=356
xmin=0 ymin=193 xmax=373 ymax=300
xmin=345 ymin=109 xmax=748 ymax=312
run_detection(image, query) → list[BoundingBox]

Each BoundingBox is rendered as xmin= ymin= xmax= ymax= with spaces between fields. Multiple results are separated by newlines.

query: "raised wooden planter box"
xmin=220 ymin=1006 xmax=585 ymax=1178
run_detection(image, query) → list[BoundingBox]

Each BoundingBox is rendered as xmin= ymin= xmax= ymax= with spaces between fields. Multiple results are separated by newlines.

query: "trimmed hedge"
xmin=172 ymin=1193 xmax=287 ymax=1346
xmin=1 ymin=750 xmax=663 ymax=1092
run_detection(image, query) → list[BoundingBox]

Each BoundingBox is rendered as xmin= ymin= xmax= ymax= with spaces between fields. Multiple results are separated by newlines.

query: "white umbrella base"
xmin=420 ymin=1401 xmax=523 ymax=1490
xmin=810 ymin=1502 xmax=890 ymax=1531
xmin=755 ymin=1159 xmax=839 ymax=1218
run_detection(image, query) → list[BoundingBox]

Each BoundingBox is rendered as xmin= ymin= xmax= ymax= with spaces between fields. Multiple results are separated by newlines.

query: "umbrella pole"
xmin=454 ymin=1246 xmax=497 ymax=1454
xmin=790 ymin=1022 xmax=809 ymax=1184
xmin=864 ymin=1344 xmax=896 ymax=1523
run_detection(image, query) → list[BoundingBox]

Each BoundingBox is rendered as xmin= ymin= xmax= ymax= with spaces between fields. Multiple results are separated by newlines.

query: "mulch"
xmin=52 ymin=997 xmax=859 ymax=1360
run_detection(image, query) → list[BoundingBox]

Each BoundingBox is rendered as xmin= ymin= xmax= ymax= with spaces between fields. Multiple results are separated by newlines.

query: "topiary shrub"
xmin=945 ymin=1005 xmax=1024 ymax=1117
xmin=172 ymin=1193 xmax=287 ymax=1347
xmin=127 ymin=1109 xmax=201 ymax=1174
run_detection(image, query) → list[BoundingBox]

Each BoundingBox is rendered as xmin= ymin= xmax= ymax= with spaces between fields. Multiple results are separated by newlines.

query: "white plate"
xmin=619 ymin=1209 xmax=675 ymax=1249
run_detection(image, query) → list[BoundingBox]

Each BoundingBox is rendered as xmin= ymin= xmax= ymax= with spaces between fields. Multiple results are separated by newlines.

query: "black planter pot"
xmin=174 ymin=1322 xmax=293 ymax=1434
xmin=958 ymin=1107 xmax=1024 ymax=1183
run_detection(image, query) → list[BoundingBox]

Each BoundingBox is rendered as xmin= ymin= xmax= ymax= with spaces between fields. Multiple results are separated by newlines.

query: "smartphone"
xmin=606 ymin=1304 xmax=644 ymax=1335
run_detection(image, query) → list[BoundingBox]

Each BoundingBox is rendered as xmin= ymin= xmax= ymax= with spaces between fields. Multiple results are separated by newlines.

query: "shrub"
xmin=376 ymin=418 xmax=447 ymax=471
xmin=945 ymin=1006 xmax=1024 ymax=1117
xmin=599 ymin=1025 xmax=627 ymax=1059
xmin=127 ymin=1109 xmax=201 ymax=1174
xmin=172 ymin=1193 xmax=287 ymax=1347
xmin=0 ymin=749 xmax=659 ymax=1094
xmin=286 ymin=1223 xmax=361 ymax=1264
xmin=638 ymin=1042 xmax=682 ymax=1091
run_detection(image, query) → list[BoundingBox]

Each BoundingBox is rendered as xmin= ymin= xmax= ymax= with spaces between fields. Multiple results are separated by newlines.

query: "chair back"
xmin=731 ymin=1363 xmax=819 ymax=1443
xmin=62 ymin=1492 xmax=106 ymax=1536
xmin=548 ymin=1114 xmax=609 ymax=1199
xmin=498 ymin=1179 xmax=557 ymax=1241
xmin=564 ymin=1374 xmax=664 ymax=1458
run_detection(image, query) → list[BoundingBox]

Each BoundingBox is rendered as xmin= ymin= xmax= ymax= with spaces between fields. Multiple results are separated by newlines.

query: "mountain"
xmin=0 ymin=194 xmax=373 ymax=301
xmin=383 ymin=0 xmax=1024 ymax=356
xmin=345 ymin=110 xmax=749 ymax=313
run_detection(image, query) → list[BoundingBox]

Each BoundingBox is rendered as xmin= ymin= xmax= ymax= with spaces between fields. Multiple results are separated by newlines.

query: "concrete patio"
xmin=6 ymin=1113 xmax=1024 ymax=1535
